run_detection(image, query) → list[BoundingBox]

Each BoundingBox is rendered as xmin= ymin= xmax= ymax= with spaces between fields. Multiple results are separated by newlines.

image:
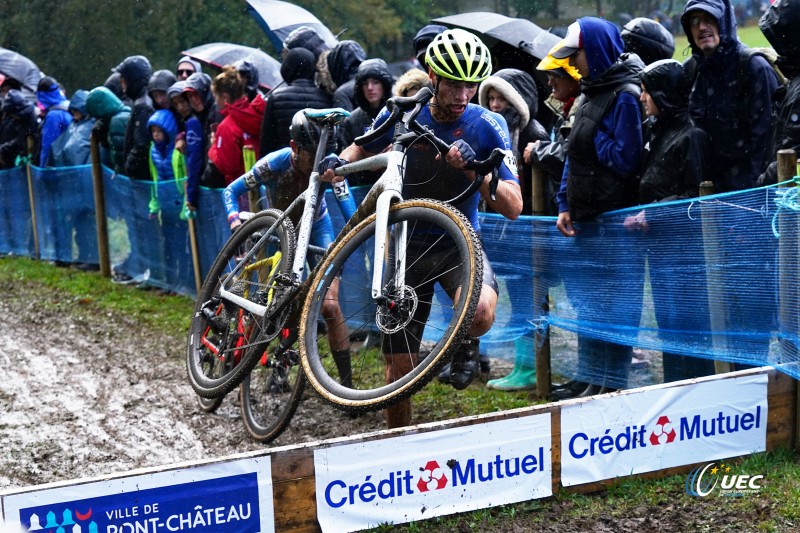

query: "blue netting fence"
xmin=2 ymin=162 xmax=799 ymax=387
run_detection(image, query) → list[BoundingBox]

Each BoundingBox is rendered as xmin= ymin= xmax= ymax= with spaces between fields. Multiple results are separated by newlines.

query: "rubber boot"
xmin=487 ymin=336 xmax=537 ymax=391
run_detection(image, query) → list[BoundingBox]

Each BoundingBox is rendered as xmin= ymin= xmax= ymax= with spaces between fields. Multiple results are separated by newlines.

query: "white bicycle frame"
xmin=218 ymin=127 xmax=408 ymax=315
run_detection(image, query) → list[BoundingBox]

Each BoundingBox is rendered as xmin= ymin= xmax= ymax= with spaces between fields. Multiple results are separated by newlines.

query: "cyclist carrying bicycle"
xmin=320 ymin=29 xmax=523 ymax=428
xmin=223 ymin=110 xmax=356 ymax=389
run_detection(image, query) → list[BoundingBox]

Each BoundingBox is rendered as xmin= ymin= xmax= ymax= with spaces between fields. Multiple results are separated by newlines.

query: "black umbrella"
xmin=0 ymin=47 xmax=43 ymax=92
xmin=182 ymin=42 xmax=283 ymax=90
xmin=431 ymin=12 xmax=559 ymax=71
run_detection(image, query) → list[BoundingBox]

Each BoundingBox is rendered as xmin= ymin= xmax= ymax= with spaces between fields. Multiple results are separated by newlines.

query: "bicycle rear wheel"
xmin=299 ymin=199 xmax=482 ymax=413
xmin=187 ymin=209 xmax=295 ymax=398
xmin=240 ymin=340 xmax=306 ymax=442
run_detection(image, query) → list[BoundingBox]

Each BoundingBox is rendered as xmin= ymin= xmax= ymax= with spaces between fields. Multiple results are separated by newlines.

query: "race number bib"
xmin=502 ymin=149 xmax=518 ymax=178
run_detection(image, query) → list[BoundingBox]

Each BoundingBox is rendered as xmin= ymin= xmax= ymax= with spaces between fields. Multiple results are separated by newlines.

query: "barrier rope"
xmin=771 ymin=177 xmax=800 ymax=238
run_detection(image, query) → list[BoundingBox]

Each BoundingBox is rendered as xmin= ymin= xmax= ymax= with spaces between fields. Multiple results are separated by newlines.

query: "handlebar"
xmin=352 ymin=86 xmax=507 ymax=203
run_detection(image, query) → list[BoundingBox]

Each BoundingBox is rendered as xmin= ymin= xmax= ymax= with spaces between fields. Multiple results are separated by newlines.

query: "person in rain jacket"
xmin=259 ymin=47 xmax=331 ymax=156
xmin=479 ymin=68 xmax=548 ymax=215
xmin=168 ymin=81 xmax=204 ymax=211
xmin=317 ymin=40 xmax=366 ymax=111
xmin=551 ymin=17 xmax=645 ymax=401
xmin=621 ymin=17 xmax=676 ymax=66
xmin=36 ymin=76 xmax=72 ymax=167
xmin=758 ymin=0 xmax=800 ymax=186
xmin=148 ymin=69 xmax=177 ymax=112
xmin=0 ymin=89 xmax=37 ymax=169
xmin=681 ymin=0 xmax=778 ymax=366
xmin=681 ymin=0 xmax=779 ymax=191
xmin=337 ymin=58 xmax=393 ymax=186
xmin=115 ymin=55 xmax=154 ymax=181
xmin=176 ymin=56 xmax=203 ymax=81
xmin=50 ymin=89 xmax=95 ymax=167
xmin=623 ymin=59 xmax=715 ymax=383
xmin=148 ymin=109 xmax=178 ymax=182
xmin=208 ymin=66 xmax=264 ymax=187
xmin=86 ymin=86 xmax=131 ymax=173
xmin=48 ymin=89 xmax=97 ymax=269
xmin=476 ymin=68 xmax=549 ymax=393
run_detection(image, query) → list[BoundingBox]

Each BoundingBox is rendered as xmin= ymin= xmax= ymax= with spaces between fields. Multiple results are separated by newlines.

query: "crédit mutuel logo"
xmin=685 ymin=462 xmax=765 ymax=497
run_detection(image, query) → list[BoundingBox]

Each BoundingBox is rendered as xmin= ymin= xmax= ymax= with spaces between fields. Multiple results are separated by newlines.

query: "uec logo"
xmin=685 ymin=462 xmax=764 ymax=497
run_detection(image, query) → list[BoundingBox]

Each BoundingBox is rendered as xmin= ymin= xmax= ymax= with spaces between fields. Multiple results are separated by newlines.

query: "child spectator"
xmin=36 ymin=76 xmax=72 ymax=166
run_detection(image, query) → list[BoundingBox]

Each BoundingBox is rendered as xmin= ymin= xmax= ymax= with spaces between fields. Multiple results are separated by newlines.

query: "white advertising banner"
xmin=1 ymin=456 xmax=274 ymax=533
xmin=314 ymin=414 xmax=552 ymax=532
xmin=560 ymin=373 xmax=768 ymax=487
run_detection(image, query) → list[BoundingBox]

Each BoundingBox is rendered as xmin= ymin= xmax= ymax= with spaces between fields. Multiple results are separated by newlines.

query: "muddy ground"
xmin=0 ymin=275 xmax=793 ymax=532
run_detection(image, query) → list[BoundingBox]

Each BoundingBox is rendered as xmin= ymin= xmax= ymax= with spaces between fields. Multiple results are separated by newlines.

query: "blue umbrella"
xmin=245 ymin=0 xmax=337 ymax=55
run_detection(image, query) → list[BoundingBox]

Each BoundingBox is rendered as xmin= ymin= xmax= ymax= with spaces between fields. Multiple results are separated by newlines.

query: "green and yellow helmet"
xmin=425 ymin=29 xmax=492 ymax=83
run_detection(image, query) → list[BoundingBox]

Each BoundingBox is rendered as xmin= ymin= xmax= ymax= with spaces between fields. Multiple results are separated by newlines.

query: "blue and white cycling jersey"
xmin=223 ymin=147 xmax=330 ymax=224
xmin=362 ymin=103 xmax=518 ymax=232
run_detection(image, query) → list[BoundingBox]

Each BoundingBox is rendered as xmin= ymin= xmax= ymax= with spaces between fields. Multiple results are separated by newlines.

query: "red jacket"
xmin=208 ymin=96 xmax=264 ymax=184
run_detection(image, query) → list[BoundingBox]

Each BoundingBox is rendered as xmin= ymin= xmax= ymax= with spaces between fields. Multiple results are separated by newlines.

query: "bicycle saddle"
xmin=304 ymin=108 xmax=351 ymax=128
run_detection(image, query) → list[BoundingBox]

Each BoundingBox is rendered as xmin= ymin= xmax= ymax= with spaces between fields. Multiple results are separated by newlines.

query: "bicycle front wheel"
xmin=187 ymin=209 xmax=296 ymax=398
xmin=299 ymin=199 xmax=483 ymax=413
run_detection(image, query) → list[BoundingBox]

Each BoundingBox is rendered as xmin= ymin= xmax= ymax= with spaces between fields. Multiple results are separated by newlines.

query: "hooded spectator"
xmin=36 ymin=76 xmax=72 ymax=166
xmin=758 ymin=0 xmax=800 ymax=185
xmin=259 ymin=47 xmax=331 ymax=156
xmin=233 ymin=58 xmax=261 ymax=101
xmin=176 ymin=56 xmax=203 ymax=81
xmin=479 ymin=68 xmax=548 ymax=215
xmin=86 ymin=86 xmax=131 ymax=173
xmin=319 ymin=40 xmax=366 ymax=111
xmin=393 ymin=68 xmax=432 ymax=97
xmin=115 ymin=55 xmax=154 ymax=180
xmin=147 ymin=108 xmax=178 ymax=182
xmin=551 ymin=17 xmax=645 ymax=401
xmin=0 ymin=89 xmax=37 ymax=169
xmin=168 ymin=81 xmax=204 ymax=210
xmin=50 ymin=89 xmax=94 ymax=167
xmin=338 ymin=58 xmax=393 ymax=158
xmin=182 ymin=72 xmax=219 ymax=138
xmin=147 ymin=69 xmax=177 ymax=110
xmin=282 ymin=25 xmax=331 ymax=61
xmin=624 ymin=59 xmax=715 ymax=382
xmin=621 ymin=17 xmax=675 ymax=66
xmin=413 ymin=24 xmax=448 ymax=67
xmin=681 ymin=0 xmax=779 ymax=191
xmin=102 ymin=72 xmax=130 ymax=106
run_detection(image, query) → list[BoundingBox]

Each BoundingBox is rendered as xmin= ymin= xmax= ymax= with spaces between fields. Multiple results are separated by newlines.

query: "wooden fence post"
xmin=90 ymin=132 xmax=111 ymax=277
xmin=187 ymin=216 xmax=202 ymax=296
xmin=776 ymin=148 xmax=800 ymax=450
xmin=25 ymin=136 xmax=39 ymax=259
xmin=532 ymin=167 xmax=551 ymax=400
xmin=699 ymin=180 xmax=731 ymax=374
